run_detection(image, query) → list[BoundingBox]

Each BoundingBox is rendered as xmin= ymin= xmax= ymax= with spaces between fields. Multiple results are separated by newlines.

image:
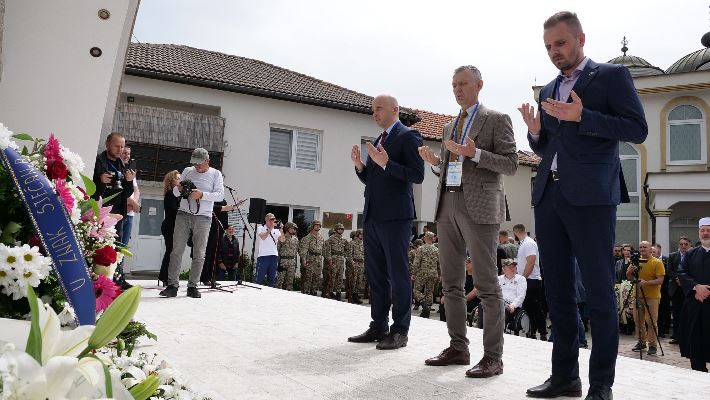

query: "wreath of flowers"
xmin=0 ymin=123 xmax=127 ymax=319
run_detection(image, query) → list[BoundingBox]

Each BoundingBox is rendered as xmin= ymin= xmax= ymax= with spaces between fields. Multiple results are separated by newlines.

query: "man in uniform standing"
xmin=348 ymin=229 xmax=366 ymax=304
xmin=276 ymin=222 xmax=300 ymax=290
xmin=299 ymin=220 xmax=324 ymax=295
xmin=412 ymin=232 xmax=440 ymax=318
xmin=324 ymin=223 xmax=349 ymax=300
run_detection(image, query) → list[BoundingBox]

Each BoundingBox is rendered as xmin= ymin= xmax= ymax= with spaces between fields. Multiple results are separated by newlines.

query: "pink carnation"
xmin=94 ymin=275 xmax=121 ymax=312
xmin=54 ymin=179 xmax=74 ymax=212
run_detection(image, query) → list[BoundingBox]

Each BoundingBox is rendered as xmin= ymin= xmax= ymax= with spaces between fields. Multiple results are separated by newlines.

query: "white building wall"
xmin=0 ymin=0 xmax=139 ymax=171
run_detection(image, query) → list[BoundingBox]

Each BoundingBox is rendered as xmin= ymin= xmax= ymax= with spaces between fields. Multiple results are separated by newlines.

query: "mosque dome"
xmin=665 ymin=31 xmax=710 ymax=74
xmin=607 ymin=37 xmax=664 ymax=77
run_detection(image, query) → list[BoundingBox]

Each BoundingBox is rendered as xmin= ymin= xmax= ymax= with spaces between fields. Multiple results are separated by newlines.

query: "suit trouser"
xmin=534 ymin=178 xmax=618 ymax=387
xmin=437 ymin=191 xmax=503 ymax=359
xmin=167 ymin=211 xmax=212 ymax=287
xmin=363 ymin=220 xmax=412 ymax=335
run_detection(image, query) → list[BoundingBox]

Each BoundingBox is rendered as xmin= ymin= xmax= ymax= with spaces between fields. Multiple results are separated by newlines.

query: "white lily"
xmin=0 ymin=299 xmax=133 ymax=399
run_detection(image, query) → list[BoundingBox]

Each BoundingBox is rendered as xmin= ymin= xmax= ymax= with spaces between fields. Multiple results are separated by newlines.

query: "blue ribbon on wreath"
xmin=1 ymin=147 xmax=96 ymax=325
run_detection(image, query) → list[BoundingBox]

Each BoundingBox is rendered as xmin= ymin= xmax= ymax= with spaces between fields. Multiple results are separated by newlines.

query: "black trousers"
xmin=524 ymin=278 xmax=547 ymax=337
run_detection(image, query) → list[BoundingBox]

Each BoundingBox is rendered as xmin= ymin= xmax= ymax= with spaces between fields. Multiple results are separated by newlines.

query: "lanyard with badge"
xmin=446 ymin=103 xmax=479 ymax=187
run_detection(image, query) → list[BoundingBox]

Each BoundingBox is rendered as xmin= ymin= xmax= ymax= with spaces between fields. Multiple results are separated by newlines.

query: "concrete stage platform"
xmin=131 ymin=280 xmax=710 ymax=399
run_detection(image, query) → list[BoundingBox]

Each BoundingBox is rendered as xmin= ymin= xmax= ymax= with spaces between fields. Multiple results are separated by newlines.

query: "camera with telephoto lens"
xmin=108 ymin=171 xmax=123 ymax=190
xmin=179 ymin=180 xmax=197 ymax=199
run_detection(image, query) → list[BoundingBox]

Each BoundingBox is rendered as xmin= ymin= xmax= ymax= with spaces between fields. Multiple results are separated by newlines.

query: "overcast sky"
xmin=133 ymin=0 xmax=709 ymax=150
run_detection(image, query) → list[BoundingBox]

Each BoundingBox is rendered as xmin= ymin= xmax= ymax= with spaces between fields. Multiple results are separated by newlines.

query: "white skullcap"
xmin=699 ymin=217 xmax=710 ymax=227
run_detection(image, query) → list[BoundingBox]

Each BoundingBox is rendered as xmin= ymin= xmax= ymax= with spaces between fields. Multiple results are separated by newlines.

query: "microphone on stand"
xmin=225 ymin=184 xmax=237 ymax=191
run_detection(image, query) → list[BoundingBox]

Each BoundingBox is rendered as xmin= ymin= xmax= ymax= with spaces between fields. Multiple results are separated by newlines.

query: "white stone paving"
xmin=130 ymin=280 xmax=710 ymax=400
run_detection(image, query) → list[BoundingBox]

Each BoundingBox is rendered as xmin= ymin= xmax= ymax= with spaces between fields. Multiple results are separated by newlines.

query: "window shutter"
xmin=295 ymin=131 xmax=320 ymax=170
xmin=269 ymin=128 xmax=293 ymax=167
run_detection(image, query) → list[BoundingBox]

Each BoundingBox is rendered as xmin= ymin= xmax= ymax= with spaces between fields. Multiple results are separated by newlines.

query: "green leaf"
xmin=11 ymin=133 xmax=34 ymax=141
xmin=0 ymin=221 xmax=22 ymax=244
xmin=25 ymin=286 xmax=43 ymax=364
xmin=81 ymin=286 xmax=142 ymax=355
xmin=88 ymin=199 xmax=100 ymax=223
xmin=101 ymin=192 xmax=119 ymax=204
xmin=129 ymin=374 xmax=160 ymax=400
xmin=119 ymin=247 xmax=133 ymax=257
xmin=21 ymin=146 xmax=29 ymax=156
xmin=81 ymin=173 xmax=96 ymax=197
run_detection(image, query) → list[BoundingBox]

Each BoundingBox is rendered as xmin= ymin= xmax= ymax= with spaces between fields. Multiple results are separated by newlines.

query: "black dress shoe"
xmin=585 ymin=384 xmax=612 ymax=400
xmin=526 ymin=376 xmax=582 ymax=398
xmin=159 ymin=285 xmax=178 ymax=298
xmin=119 ymin=280 xmax=133 ymax=290
xmin=348 ymin=328 xmax=388 ymax=343
xmin=376 ymin=332 xmax=408 ymax=350
xmin=186 ymin=287 xmax=201 ymax=298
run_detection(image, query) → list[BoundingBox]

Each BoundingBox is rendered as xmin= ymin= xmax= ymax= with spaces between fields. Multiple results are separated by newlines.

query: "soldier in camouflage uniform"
xmin=347 ymin=229 xmax=365 ymax=304
xmin=412 ymin=232 xmax=439 ymax=318
xmin=324 ymin=223 xmax=349 ymax=300
xmin=298 ymin=220 xmax=324 ymax=295
xmin=276 ymin=222 xmax=299 ymax=290
xmin=410 ymin=238 xmax=424 ymax=309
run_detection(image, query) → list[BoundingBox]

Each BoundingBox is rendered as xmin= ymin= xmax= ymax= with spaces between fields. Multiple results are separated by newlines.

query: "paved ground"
xmin=131 ymin=280 xmax=709 ymax=400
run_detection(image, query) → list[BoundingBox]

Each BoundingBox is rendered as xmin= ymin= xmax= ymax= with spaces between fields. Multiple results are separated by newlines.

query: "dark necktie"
xmin=379 ymin=130 xmax=388 ymax=145
xmin=450 ymin=110 xmax=468 ymax=162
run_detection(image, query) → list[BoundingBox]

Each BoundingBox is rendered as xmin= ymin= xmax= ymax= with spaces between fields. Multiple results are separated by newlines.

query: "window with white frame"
xmin=616 ymin=142 xmax=640 ymax=245
xmin=360 ymin=136 xmax=375 ymax=163
xmin=667 ymin=104 xmax=706 ymax=165
xmin=268 ymin=126 xmax=322 ymax=171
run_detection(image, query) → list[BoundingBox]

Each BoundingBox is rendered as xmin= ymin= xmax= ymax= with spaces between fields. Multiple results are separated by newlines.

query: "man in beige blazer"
xmin=419 ymin=65 xmax=517 ymax=378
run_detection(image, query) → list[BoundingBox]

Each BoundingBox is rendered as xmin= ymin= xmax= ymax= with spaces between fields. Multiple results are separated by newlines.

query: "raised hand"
xmin=366 ymin=142 xmax=389 ymax=169
xmin=518 ymin=103 xmax=541 ymax=135
xmin=541 ymin=90 xmax=583 ymax=122
xmin=351 ymin=144 xmax=365 ymax=171
xmin=418 ymin=145 xmax=440 ymax=166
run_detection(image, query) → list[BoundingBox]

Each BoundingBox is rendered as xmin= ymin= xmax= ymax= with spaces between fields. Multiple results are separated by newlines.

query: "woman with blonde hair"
xmin=159 ymin=170 xmax=181 ymax=285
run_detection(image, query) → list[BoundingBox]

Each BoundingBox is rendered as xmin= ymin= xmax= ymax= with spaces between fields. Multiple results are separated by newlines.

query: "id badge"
xmin=446 ymin=161 xmax=463 ymax=187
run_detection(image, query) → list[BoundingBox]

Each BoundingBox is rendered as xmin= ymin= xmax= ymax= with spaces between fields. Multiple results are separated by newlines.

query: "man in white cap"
xmin=676 ymin=217 xmax=710 ymax=372
xmin=160 ymin=148 xmax=225 ymax=298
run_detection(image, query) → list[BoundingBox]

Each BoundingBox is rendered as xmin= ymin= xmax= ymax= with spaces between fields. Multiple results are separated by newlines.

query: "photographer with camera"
xmin=255 ymin=213 xmax=286 ymax=287
xmin=626 ymin=241 xmax=665 ymax=355
xmin=92 ymin=132 xmax=135 ymax=289
xmin=160 ymin=148 xmax=225 ymax=299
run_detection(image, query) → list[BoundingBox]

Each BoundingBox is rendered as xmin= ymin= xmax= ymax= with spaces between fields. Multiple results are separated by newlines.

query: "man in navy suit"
xmin=518 ymin=11 xmax=647 ymax=400
xmin=348 ymin=95 xmax=424 ymax=350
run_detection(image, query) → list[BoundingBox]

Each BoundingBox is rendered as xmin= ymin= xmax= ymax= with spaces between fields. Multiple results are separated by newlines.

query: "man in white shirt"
xmin=256 ymin=213 xmax=285 ymax=287
xmin=160 ymin=148 xmax=225 ymax=299
xmin=499 ymin=259 xmax=527 ymax=315
xmin=513 ymin=224 xmax=547 ymax=340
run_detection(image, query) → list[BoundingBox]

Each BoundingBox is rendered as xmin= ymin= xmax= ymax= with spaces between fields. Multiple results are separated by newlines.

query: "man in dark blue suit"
xmin=518 ymin=11 xmax=647 ymax=400
xmin=347 ymin=95 xmax=424 ymax=350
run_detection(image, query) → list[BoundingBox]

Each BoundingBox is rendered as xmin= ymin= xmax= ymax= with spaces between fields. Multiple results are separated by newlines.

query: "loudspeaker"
xmin=248 ymin=198 xmax=266 ymax=224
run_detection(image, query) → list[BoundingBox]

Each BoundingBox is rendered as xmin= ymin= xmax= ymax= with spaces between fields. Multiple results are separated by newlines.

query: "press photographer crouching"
xmin=92 ymin=132 xmax=135 ymax=290
xmin=160 ymin=148 xmax=225 ymax=298
xmin=626 ymin=241 xmax=666 ymax=355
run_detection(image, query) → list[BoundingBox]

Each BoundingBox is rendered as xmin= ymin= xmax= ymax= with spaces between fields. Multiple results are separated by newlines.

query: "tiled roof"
xmin=124 ymin=43 xmax=419 ymax=123
xmin=412 ymin=109 xmax=540 ymax=168
xmin=411 ymin=109 xmax=454 ymax=139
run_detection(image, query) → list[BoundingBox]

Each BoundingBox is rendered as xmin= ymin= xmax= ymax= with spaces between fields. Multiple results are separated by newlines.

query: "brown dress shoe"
xmin=465 ymin=356 xmax=503 ymax=378
xmin=425 ymin=346 xmax=470 ymax=366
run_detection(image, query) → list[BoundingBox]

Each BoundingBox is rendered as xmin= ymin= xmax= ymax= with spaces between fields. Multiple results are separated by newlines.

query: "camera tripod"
xmin=197 ymin=191 xmax=260 ymax=293
xmin=620 ymin=269 xmax=665 ymax=360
